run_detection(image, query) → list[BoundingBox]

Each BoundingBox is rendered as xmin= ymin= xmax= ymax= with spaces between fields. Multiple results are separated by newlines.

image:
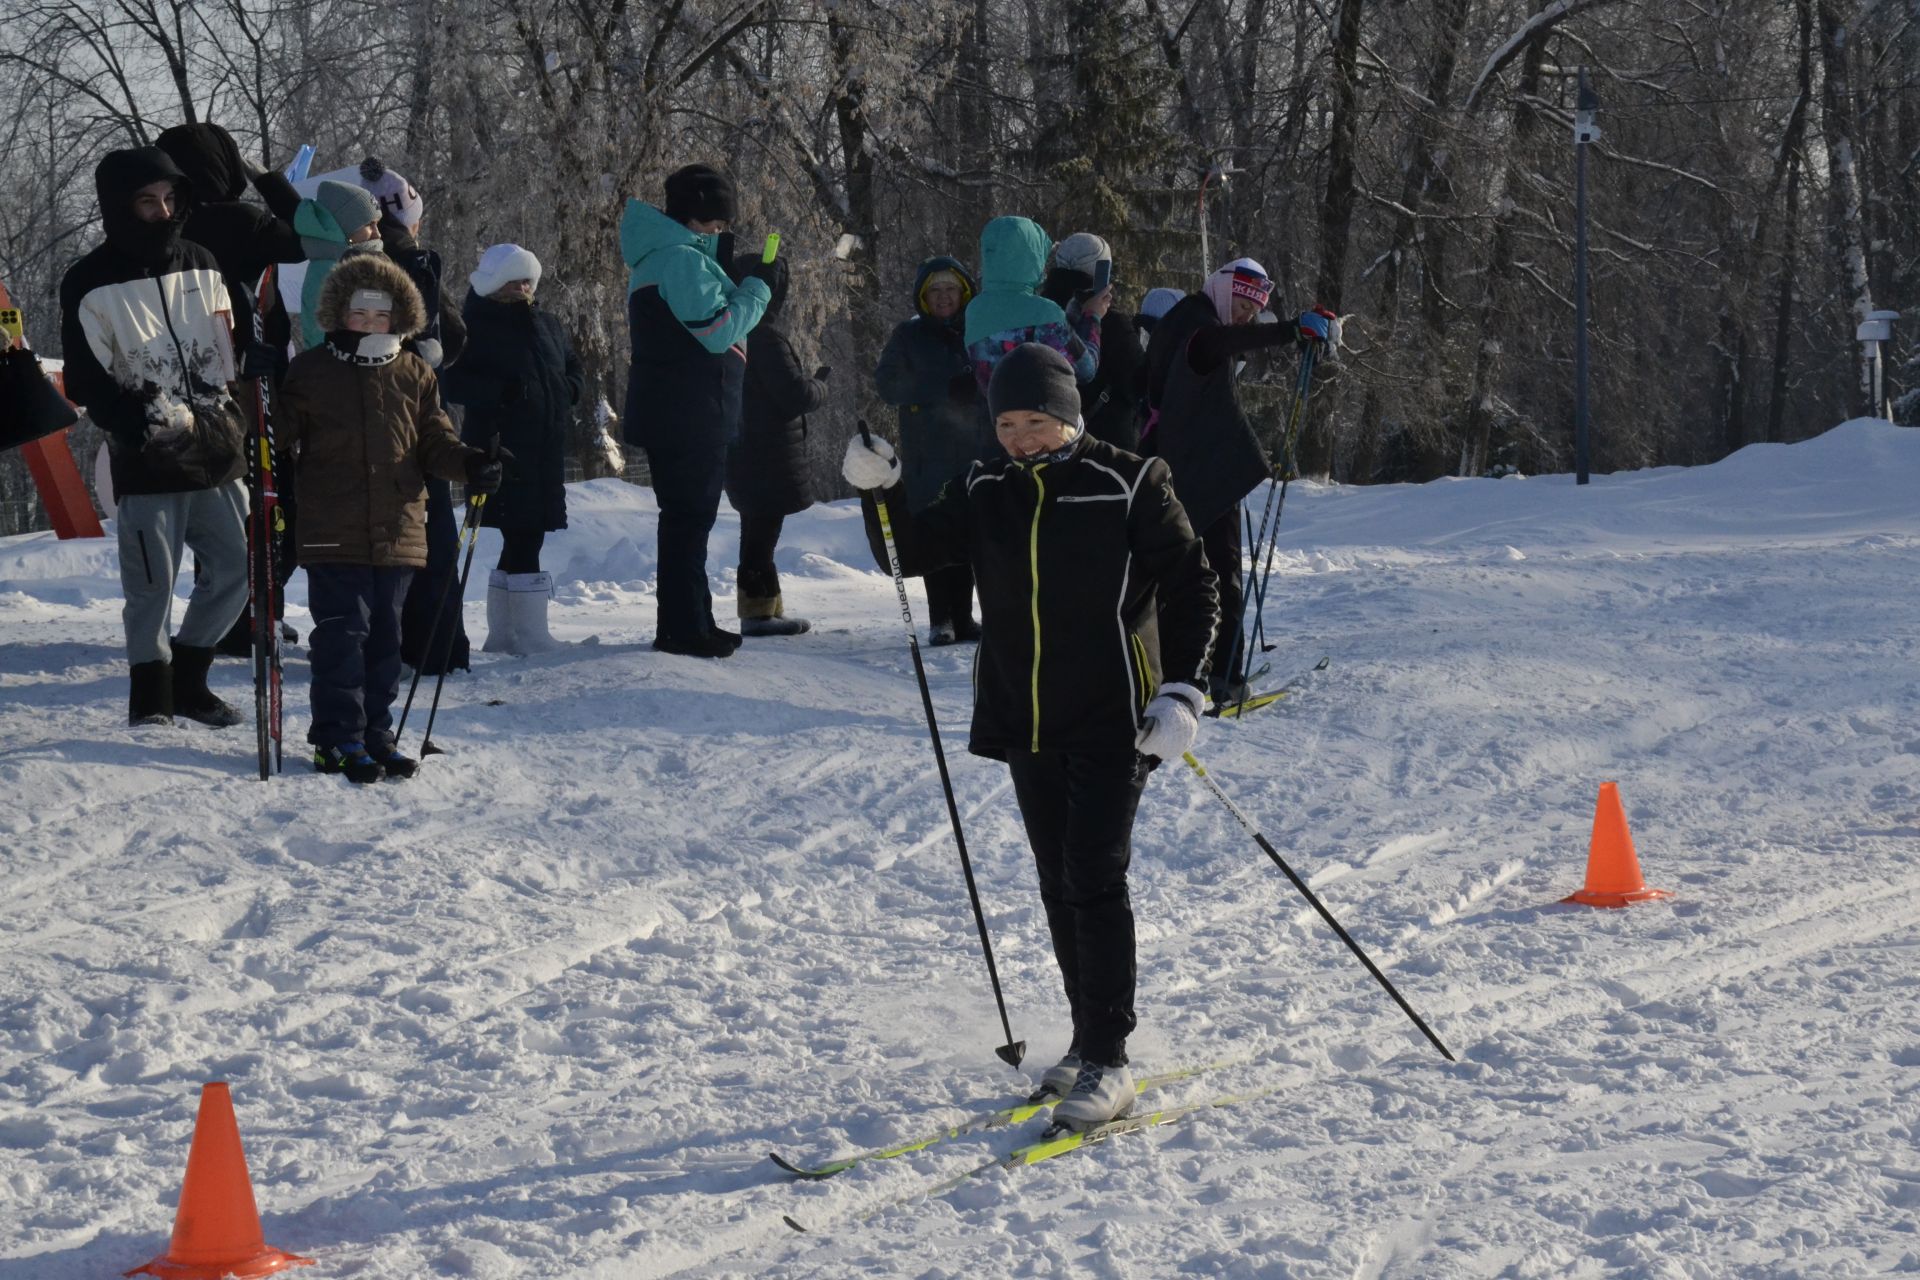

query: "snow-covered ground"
xmin=2 ymin=420 xmax=1918 ymax=1279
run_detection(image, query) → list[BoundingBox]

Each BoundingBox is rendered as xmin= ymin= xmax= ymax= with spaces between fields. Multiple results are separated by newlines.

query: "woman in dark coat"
xmin=440 ymin=244 xmax=584 ymax=655
xmin=872 ymin=255 xmax=991 ymax=645
xmin=725 ymin=256 xmax=827 ymax=636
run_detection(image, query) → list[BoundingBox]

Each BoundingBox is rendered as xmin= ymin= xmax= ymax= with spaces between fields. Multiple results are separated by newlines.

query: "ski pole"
xmin=1232 ymin=342 xmax=1319 ymax=713
xmin=395 ymin=490 xmax=485 ymax=754
xmin=413 ymin=493 xmax=487 ymax=757
xmin=858 ymin=418 xmax=1026 ymax=1069
xmin=1180 ymin=750 xmax=1456 ymax=1063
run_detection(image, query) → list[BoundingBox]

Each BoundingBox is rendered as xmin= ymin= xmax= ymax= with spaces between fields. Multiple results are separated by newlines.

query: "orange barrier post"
xmin=1562 ymin=781 xmax=1673 ymax=908
xmin=126 ymin=1082 xmax=313 ymax=1279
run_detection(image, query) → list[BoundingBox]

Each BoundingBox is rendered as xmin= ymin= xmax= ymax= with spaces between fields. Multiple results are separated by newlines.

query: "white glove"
xmin=842 ymin=433 xmax=901 ymax=491
xmin=413 ymin=337 xmax=443 ymax=368
xmin=1135 ymin=683 xmax=1204 ymax=760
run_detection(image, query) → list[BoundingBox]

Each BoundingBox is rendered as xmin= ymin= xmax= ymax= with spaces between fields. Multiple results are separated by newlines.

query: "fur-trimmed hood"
xmin=315 ymin=251 xmax=428 ymax=336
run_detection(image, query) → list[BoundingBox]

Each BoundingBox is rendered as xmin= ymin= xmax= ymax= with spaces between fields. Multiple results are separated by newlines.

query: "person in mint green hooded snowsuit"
xmin=619 ymin=163 xmax=773 ymax=658
xmin=293 ymin=179 xmax=381 ymax=350
xmin=963 ymin=215 xmax=1103 ymax=392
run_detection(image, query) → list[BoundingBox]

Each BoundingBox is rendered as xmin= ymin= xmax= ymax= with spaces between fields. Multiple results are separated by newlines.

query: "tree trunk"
xmin=1296 ymin=0 xmax=1365 ymax=481
xmin=1763 ymin=0 xmax=1817 ymax=446
xmin=1460 ymin=2 xmax=1550 ymax=478
xmin=1815 ymin=0 xmax=1878 ymax=415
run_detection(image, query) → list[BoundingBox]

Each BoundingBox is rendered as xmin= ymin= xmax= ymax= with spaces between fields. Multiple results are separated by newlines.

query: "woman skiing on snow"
xmin=842 ymin=342 xmax=1219 ymax=1130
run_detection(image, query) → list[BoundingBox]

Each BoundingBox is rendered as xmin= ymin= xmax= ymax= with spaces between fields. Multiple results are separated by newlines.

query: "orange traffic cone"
xmin=126 ymin=1082 xmax=313 ymax=1279
xmin=1562 ymin=781 xmax=1672 ymax=908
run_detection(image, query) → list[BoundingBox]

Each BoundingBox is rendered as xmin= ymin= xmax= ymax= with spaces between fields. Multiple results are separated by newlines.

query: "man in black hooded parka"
xmin=155 ymin=123 xmax=307 ymax=656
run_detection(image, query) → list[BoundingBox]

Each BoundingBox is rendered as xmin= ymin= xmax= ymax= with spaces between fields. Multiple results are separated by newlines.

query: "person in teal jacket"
xmin=963 ymin=215 xmax=1106 ymax=391
xmin=620 ymin=163 xmax=774 ymax=658
xmin=293 ymin=179 xmax=381 ymax=350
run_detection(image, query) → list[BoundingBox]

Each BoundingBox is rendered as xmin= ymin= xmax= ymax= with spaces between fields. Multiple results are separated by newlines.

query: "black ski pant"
xmin=1005 ymin=749 xmax=1150 ymax=1067
xmin=647 ymin=435 xmax=726 ymax=641
xmin=306 ymin=563 xmax=413 ymax=752
xmin=924 ymin=563 xmax=976 ymax=631
xmin=1200 ymin=503 xmax=1243 ymax=688
xmin=400 ymin=476 xmax=471 ymax=674
xmin=737 ymin=508 xmax=783 ymax=600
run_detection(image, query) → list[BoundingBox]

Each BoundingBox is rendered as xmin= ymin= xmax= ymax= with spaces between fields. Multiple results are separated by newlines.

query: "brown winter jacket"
xmin=278 ymin=253 xmax=475 ymax=568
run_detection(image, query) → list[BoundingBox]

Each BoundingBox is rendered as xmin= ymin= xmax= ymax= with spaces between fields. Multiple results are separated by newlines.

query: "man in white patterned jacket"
xmin=60 ymin=146 xmax=251 ymax=729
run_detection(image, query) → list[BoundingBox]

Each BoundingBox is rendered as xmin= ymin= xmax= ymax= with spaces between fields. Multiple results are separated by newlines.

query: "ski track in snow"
xmin=3 ymin=422 xmax=1920 ymax=1277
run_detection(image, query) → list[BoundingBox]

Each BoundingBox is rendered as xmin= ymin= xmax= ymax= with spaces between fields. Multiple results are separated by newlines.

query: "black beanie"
xmin=988 ymin=343 xmax=1081 ymax=427
xmin=664 ymin=163 xmax=738 ymax=225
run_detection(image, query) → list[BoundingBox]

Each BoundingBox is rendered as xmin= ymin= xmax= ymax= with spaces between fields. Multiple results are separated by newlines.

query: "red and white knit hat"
xmin=1203 ymin=257 xmax=1273 ymax=323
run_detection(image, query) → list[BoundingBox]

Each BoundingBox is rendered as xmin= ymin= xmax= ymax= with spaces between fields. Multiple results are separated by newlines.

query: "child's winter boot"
xmin=314 ymin=742 xmax=382 ymax=785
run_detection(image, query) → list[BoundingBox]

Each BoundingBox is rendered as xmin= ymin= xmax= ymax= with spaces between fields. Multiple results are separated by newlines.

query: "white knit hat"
xmin=356 ymin=157 xmax=424 ymax=229
xmin=470 ymin=243 xmax=542 ymax=297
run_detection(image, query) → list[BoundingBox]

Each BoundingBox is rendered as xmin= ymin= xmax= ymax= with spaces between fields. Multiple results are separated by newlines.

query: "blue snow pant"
xmin=305 ymin=563 xmax=413 ymax=751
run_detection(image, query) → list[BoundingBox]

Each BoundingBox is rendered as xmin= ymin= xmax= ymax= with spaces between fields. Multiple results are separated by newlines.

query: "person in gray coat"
xmin=872 ymin=255 xmax=991 ymax=644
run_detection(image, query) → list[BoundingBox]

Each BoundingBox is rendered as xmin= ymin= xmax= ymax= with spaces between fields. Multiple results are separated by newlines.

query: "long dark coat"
xmin=441 ymin=289 xmax=584 ymax=534
xmin=725 ymin=260 xmax=823 ymax=517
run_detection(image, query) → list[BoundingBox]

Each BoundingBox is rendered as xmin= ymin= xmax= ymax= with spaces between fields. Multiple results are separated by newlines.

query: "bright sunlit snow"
xmin=2 ymin=420 xmax=1917 ymax=1277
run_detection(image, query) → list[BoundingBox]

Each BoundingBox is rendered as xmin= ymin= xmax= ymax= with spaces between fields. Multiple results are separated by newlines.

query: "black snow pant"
xmin=647 ymin=435 xmax=727 ymax=641
xmin=1005 ymin=749 xmax=1151 ymax=1067
xmin=737 ymin=508 xmax=783 ymax=600
xmin=1200 ymin=503 xmax=1243 ymax=688
xmin=924 ymin=563 xmax=976 ymax=631
xmin=306 ymin=563 xmax=413 ymax=752
xmin=400 ymin=476 xmax=471 ymax=675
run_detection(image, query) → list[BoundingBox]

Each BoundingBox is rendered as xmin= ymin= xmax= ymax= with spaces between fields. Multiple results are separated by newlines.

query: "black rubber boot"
xmin=171 ymin=643 xmax=244 ymax=728
xmin=129 ymin=660 xmax=174 ymax=726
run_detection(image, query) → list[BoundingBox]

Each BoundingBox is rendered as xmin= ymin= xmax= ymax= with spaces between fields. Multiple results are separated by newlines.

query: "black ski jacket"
xmin=862 ymin=433 xmax=1219 ymax=760
xmin=155 ymin=123 xmax=304 ymax=356
xmin=725 ymin=259 xmax=822 ymax=518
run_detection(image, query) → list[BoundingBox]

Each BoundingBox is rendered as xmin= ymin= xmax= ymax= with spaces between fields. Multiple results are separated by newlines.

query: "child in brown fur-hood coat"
xmin=278 ymin=250 xmax=504 ymax=782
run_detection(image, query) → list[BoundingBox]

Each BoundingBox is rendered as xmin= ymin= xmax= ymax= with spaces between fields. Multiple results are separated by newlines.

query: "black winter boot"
xmin=653 ymin=630 xmax=738 ymax=659
xmin=129 ymin=660 xmax=174 ymax=726
xmin=171 ymin=643 xmax=244 ymax=728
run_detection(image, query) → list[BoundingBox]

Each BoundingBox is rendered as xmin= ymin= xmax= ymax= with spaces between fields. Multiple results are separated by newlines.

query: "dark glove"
xmin=240 ymin=340 xmax=279 ymax=380
xmin=947 ymin=372 xmax=979 ymax=404
xmin=92 ymin=384 xmax=154 ymax=442
xmin=746 ymin=258 xmax=781 ymax=288
xmin=500 ymin=378 xmax=523 ymax=405
xmin=464 ymin=445 xmax=514 ymax=495
xmin=813 ymin=365 xmax=832 ymax=383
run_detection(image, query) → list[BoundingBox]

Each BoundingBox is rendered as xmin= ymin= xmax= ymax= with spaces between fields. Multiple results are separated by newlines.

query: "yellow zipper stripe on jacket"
xmin=1131 ymin=632 xmax=1153 ymax=711
xmin=1028 ymin=464 xmax=1047 ymax=752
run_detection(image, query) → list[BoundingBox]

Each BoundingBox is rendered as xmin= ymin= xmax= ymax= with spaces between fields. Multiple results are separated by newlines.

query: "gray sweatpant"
xmin=116 ymin=480 xmax=250 ymax=665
